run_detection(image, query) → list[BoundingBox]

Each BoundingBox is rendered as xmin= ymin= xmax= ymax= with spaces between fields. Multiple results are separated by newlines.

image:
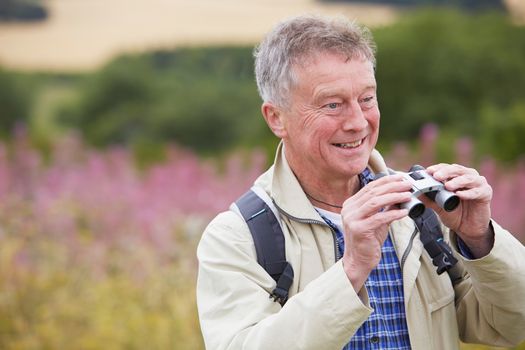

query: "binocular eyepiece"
xmin=376 ymin=165 xmax=460 ymax=219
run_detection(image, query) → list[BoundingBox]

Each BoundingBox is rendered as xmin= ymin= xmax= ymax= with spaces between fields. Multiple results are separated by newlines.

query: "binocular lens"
xmin=433 ymin=190 xmax=460 ymax=212
xmin=408 ymin=202 xmax=425 ymax=219
xmin=443 ymin=195 xmax=460 ymax=212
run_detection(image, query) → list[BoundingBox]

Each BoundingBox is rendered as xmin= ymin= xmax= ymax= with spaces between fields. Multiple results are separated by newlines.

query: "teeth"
xmin=336 ymin=139 xmax=363 ymax=148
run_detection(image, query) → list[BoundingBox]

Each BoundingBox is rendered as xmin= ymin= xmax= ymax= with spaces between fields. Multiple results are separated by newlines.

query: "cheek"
xmin=299 ymin=111 xmax=333 ymax=142
xmin=367 ymin=109 xmax=380 ymax=131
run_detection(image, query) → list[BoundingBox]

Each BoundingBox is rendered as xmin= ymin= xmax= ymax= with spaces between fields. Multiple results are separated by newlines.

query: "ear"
xmin=261 ymin=102 xmax=287 ymax=139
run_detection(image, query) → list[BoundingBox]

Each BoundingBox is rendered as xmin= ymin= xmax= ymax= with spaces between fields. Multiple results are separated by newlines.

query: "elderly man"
xmin=196 ymin=15 xmax=525 ymax=350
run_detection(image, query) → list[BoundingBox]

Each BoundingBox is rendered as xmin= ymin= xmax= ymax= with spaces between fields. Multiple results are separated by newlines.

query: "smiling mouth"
xmin=333 ymin=138 xmax=364 ymax=149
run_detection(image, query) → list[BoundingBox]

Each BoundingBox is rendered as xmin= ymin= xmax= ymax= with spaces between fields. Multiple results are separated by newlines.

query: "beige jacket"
xmin=197 ymin=146 xmax=525 ymax=350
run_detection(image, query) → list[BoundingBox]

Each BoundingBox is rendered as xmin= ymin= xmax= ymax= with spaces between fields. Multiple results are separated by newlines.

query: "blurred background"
xmin=0 ymin=0 xmax=524 ymax=348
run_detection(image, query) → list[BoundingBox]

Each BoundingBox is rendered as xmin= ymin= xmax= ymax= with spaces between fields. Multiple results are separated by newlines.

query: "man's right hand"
xmin=340 ymin=174 xmax=412 ymax=291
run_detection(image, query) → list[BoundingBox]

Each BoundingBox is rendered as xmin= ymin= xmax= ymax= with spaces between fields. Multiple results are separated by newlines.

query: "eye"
xmin=359 ymin=96 xmax=376 ymax=109
xmin=325 ymin=102 xmax=341 ymax=110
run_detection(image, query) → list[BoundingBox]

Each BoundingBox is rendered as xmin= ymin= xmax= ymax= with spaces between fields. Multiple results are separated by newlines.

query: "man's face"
xmin=279 ymin=52 xmax=380 ymax=183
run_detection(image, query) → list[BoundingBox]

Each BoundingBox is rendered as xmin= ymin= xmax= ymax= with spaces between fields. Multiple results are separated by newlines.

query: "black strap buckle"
xmin=269 ymin=263 xmax=294 ymax=306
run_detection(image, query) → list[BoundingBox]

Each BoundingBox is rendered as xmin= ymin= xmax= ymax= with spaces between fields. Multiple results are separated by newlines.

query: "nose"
xmin=342 ymin=100 xmax=367 ymax=131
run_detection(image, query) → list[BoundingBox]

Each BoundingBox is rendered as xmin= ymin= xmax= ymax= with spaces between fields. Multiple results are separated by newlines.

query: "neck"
xmin=284 ymin=149 xmax=361 ymax=213
xmin=305 ymin=191 xmax=344 ymax=210
xmin=302 ymin=176 xmax=360 ymax=213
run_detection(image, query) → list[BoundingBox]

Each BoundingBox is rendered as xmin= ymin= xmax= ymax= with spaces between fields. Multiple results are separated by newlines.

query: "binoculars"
xmin=376 ymin=165 xmax=460 ymax=219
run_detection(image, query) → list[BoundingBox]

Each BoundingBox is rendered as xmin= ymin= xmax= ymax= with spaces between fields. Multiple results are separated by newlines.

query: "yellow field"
xmin=0 ymin=0 xmax=398 ymax=72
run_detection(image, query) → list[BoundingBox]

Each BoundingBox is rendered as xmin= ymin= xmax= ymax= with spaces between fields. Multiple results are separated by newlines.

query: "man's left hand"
xmin=424 ymin=163 xmax=494 ymax=258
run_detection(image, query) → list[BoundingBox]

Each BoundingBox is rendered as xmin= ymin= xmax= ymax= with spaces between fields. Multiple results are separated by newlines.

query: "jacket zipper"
xmin=273 ymin=201 xmax=342 ymax=262
xmin=400 ymin=227 xmax=418 ymax=272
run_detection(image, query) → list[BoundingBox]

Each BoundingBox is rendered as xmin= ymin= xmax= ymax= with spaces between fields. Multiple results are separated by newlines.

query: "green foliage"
xmin=59 ymin=57 xmax=157 ymax=146
xmin=0 ymin=69 xmax=31 ymax=137
xmin=319 ymin=0 xmax=506 ymax=11
xmin=0 ymin=0 xmax=48 ymax=22
xmin=373 ymin=9 xmax=525 ymax=161
xmin=59 ymin=47 xmax=270 ymax=156
xmin=478 ymin=102 xmax=525 ymax=162
xmin=3 ymin=9 xmax=525 ymax=163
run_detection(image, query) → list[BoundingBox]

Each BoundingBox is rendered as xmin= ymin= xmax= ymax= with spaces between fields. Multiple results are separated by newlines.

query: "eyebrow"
xmin=313 ymin=84 xmax=377 ymax=103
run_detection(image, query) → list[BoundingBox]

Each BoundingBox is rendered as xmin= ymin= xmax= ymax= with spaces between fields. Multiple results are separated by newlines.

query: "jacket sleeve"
xmin=196 ymin=211 xmax=372 ymax=350
xmin=451 ymin=220 xmax=525 ymax=347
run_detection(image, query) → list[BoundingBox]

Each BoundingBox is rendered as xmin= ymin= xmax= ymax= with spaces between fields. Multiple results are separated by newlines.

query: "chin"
xmin=345 ymin=156 xmax=371 ymax=176
xmin=334 ymin=163 xmax=367 ymax=178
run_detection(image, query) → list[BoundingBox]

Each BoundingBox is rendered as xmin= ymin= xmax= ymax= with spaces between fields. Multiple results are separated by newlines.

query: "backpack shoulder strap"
xmin=235 ymin=190 xmax=294 ymax=305
xmin=413 ymin=207 xmax=463 ymax=285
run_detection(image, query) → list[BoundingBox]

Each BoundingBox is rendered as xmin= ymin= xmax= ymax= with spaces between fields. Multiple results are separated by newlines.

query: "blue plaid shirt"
xmin=318 ymin=168 xmax=411 ymax=350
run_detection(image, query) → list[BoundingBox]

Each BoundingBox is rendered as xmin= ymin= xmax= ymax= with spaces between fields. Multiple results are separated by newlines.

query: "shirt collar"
xmin=359 ymin=167 xmax=374 ymax=188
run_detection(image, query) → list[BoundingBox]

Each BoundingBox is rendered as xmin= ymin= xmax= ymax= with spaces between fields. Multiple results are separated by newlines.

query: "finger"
xmin=342 ymin=190 xmax=411 ymax=224
xmin=362 ymin=208 xmax=410 ymax=228
xmin=351 ymin=175 xmax=412 ymax=203
xmin=432 ymin=164 xmax=479 ymax=182
xmin=455 ymin=186 xmax=493 ymax=202
xmin=443 ymin=173 xmax=486 ymax=192
xmin=347 ymin=185 xmax=412 ymax=215
xmin=425 ymin=163 xmax=448 ymax=175
xmin=359 ymin=192 xmax=413 ymax=218
xmin=347 ymin=209 xmax=409 ymax=240
xmin=369 ymin=173 xmax=406 ymax=187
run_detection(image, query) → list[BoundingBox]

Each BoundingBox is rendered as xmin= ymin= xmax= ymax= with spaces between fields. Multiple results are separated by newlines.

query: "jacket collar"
xmin=269 ymin=142 xmax=323 ymax=221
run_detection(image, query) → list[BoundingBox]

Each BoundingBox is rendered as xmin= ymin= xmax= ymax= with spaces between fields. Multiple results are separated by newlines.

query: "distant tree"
xmin=52 ymin=10 xmax=525 ymax=162
xmin=0 ymin=0 xmax=48 ymax=22
xmin=0 ymin=69 xmax=30 ymax=137
xmin=373 ymin=9 xmax=525 ymax=162
xmin=58 ymin=47 xmax=269 ymax=155
xmin=317 ymin=0 xmax=506 ymax=11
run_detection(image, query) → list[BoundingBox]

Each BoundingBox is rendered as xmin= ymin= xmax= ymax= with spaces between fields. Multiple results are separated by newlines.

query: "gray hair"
xmin=254 ymin=15 xmax=377 ymax=108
